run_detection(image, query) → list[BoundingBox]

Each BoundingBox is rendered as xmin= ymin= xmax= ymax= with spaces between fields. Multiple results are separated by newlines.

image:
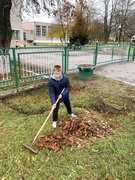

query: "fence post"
xmin=111 ymin=46 xmax=114 ymax=60
xmin=132 ymin=44 xmax=135 ymax=61
xmin=94 ymin=42 xmax=98 ymax=66
xmin=12 ymin=48 xmax=19 ymax=90
xmin=63 ymin=46 xmax=67 ymax=74
xmin=127 ymin=43 xmax=131 ymax=62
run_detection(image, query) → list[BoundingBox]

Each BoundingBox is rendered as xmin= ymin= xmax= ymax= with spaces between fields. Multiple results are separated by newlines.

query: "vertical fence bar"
xmin=94 ymin=42 xmax=98 ymax=66
xmin=63 ymin=46 xmax=67 ymax=73
xmin=132 ymin=44 xmax=135 ymax=61
xmin=111 ymin=46 xmax=114 ymax=60
xmin=12 ymin=48 xmax=19 ymax=90
xmin=127 ymin=43 xmax=131 ymax=62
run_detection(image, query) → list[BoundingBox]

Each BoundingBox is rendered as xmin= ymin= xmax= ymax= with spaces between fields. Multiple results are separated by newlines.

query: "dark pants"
xmin=53 ymin=99 xmax=72 ymax=122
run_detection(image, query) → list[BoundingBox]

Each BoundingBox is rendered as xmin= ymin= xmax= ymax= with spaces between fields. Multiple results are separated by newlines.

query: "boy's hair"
xmin=53 ymin=65 xmax=62 ymax=72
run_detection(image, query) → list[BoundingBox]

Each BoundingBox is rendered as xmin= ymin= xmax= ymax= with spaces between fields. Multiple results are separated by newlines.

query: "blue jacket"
xmin=48 ymin=73 xmax=70 ymax=104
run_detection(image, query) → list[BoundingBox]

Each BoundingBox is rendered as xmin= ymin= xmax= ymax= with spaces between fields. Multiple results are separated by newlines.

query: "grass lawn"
xmin=0 ymin=73 xmax=135 ymax=180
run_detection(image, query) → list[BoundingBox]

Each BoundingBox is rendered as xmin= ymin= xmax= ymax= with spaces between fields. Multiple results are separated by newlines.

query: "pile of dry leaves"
xmin=36 ymin=117 xmax=116 ymax=151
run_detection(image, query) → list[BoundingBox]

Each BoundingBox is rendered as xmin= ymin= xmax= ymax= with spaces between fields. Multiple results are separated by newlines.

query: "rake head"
xmin=23 ymin=144 xmax=38 ymax=154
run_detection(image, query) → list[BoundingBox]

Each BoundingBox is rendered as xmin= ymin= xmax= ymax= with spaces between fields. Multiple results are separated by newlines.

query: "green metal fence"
xmin=96 ymin=43 xmax=134 ymax=66
xmin=0 ymin=43 xmax=134 ymax=90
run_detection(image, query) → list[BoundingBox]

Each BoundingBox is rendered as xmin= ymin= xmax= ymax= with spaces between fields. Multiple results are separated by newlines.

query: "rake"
xmin=23 ymin=88 xmax=65 ymax=154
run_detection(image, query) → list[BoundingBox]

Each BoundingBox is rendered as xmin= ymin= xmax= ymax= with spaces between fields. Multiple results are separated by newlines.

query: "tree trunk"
xmin=0 ymin=0 xmax=12 ymax=48
xmin=104 ymin=2 xmax=109 ymax=44
xmin=104 ymin=16 xmax=108 ymax=44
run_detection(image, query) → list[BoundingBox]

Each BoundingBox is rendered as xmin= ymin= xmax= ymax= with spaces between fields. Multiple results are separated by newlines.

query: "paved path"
xmin=95 ymin=61 xmax=135 ymax=86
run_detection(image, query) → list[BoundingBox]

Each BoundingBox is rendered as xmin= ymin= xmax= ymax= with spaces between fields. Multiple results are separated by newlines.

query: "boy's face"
xmin=53 ymin=70 xmax=62 ymax=79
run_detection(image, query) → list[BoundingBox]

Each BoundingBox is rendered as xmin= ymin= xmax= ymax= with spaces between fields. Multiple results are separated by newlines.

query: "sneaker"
xmin=68 ymin=113 xmax=76 ymax=118
xmin=52 ymin=121 xmax=57 ymax=128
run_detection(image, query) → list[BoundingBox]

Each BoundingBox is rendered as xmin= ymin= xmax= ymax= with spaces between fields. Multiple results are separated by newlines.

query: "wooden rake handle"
xmin=30 ymin=88 xmax=65 ymax=146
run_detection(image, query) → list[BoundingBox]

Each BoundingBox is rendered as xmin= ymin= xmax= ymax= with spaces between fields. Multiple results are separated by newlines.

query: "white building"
xmin=22 ymin=21 xmax=50 ymax=42
xmin=22 ymin=21 xmax=62 ymax=44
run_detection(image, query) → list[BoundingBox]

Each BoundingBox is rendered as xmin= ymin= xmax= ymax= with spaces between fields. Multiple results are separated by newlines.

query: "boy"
xmin=48 ymin=65 xmax=76 ymax=128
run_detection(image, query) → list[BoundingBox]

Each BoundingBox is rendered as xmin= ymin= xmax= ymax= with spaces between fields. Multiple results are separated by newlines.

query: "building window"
xmin=42 ymin=26 xmax=46 ymax=36
xmin=36 ymin=25 xmax=41 ymax=36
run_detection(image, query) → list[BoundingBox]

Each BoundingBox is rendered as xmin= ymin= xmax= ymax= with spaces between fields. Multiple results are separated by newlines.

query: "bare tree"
xmin=113 ymin=0 xmax=135 ymax=43
xmin=126 ymin=10 xmax=135 ymax=40
xmin=95 ymin=0 xmax=119 ymax=43
xmin=89 ymin=20 xmax=104 ymax=42
xmin=95 ymin=0 xmax=135 ymax=43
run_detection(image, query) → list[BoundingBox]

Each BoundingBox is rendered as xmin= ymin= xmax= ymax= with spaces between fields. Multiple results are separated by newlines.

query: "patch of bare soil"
xmin=71 ymin=85 xmax=86 ymax=94
xmin=36 ymin=117 xmax=116 ymax=151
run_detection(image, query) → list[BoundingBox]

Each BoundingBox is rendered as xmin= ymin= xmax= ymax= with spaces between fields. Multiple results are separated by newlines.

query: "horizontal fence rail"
xmin=0 ymin=43 xmax=134 ymax=90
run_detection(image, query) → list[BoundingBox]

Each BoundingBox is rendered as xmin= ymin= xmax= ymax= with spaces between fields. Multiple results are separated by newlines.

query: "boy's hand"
xmin=52 ymin=103 xmax=56 ymax=109
xmin=58 ymin=94 xmax=62 ymax=99
xmin=52 ymin=93 xmax=62 ymax=110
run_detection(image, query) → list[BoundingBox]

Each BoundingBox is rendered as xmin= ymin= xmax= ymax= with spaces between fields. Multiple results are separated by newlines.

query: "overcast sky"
xmin=23 ymin=10 xmax=54 ymax=23
xmin=22 ymin=0 xmax=77 ymax=23
xmin=22 ymin=0 xmax=97 ymax=23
